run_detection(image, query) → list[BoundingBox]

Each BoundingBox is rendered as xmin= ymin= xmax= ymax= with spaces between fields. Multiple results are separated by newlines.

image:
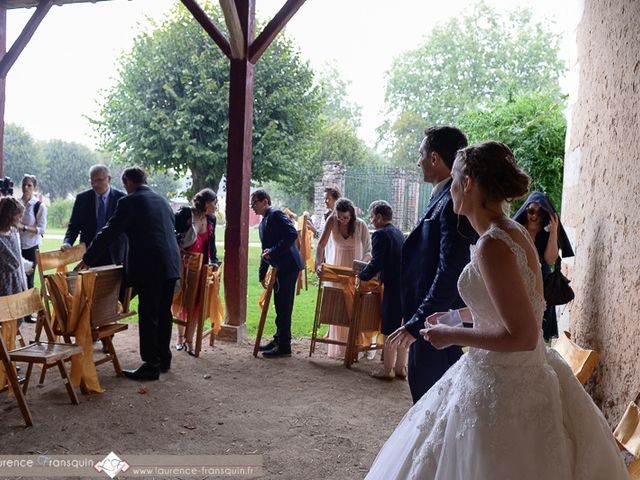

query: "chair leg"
xmin=22 ymin=363 xmax=34 ymax=395
xmin=16 ymin=326 xmax=26 ymax=348
xmin=38 ymin=363 xmax=48 ymax=385
xmin=2 ymin=357 xmax=33 ymax=427
xmin=104 ymin=336 xmax=122 ymax=376
xmin=55 ymin=360 xmax=79 ymax=405
xmin=209 ymin=333 xmax=215 ymax=347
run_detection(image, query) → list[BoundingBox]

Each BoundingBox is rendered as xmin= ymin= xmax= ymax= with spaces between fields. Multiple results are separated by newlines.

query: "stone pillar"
xmin=314 ymin=161 xmax=346 ymax=220
xmin=405 ymin=173 xmax=421 ymax=231
xmin=390 ymin=168 xmax=406 ymax=230
xmin=561 ymin=0 xmax=640 ymax=421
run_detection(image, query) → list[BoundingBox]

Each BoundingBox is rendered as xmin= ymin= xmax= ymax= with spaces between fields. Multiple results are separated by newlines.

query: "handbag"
xmin=543 ymin=257 xmax=575 ymax=306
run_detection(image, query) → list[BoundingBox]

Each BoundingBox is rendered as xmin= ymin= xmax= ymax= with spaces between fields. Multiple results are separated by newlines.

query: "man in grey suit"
xmin=389 ymin=126 xmax=475 ymax=403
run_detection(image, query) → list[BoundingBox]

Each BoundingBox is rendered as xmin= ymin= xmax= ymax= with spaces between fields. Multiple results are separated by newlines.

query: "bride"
xmin=366 ymin=141 xmax=627 ymax=479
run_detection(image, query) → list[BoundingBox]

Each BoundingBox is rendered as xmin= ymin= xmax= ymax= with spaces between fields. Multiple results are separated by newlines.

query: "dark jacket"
xmin=174 ymin=206 xmax=219 ymax=264
xmin=402 ymin=180 xmax=476 ymax=338
xmin=83 ymin=185 xmax=181 ymax=286
xmin=64 ymin=187 xmax=128 ymax=266
xmin=258 ymin=207 xmax=303 ymax=282
xmin=359 ymin=222 xmax=405 ymax=335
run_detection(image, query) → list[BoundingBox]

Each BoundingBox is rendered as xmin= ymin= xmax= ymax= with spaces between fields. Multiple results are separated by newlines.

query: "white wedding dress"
xmin=366 ymin=225 xmax=628 ymax=480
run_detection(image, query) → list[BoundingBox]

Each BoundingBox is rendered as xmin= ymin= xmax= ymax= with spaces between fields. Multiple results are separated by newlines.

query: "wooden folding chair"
xmin=296 ymin=213 xmax=310 ymax=294
xmin=42 ymin=265 xmax=133 ymax=387
xmin=172 ymin=251 xmax=204 ymax=351
xmin=309 ymin=264 xmax=383 ymax=367
xmin=613 ymin=394 xmax=640 ymax=478
xmin=35 ymin=244 xmax=86 ymax=323
xmin=253 ymin=268 xmax=277 ymax=357
xmin=194 ymin=263 xmax=224 ymax=356
xmin=0 ymin=289 xmax=82 ymax=427
xmin=552 ymin=330 xmax=599 ymax=385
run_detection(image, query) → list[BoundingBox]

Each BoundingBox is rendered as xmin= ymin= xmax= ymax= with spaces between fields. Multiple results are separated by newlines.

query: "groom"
xmin=388 ymin=126 xmax=475 ymax=403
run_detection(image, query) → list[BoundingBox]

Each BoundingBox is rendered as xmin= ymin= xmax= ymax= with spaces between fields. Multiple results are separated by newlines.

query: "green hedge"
xmin=47 ymin=198 xmax=74 ymax=228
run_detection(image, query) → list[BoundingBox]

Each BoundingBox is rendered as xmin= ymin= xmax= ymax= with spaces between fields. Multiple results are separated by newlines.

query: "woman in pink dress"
xmin=315 ymin=198 xmax=371 ymax=358
xmin=175 ymin=188 xmax=219 ymax=355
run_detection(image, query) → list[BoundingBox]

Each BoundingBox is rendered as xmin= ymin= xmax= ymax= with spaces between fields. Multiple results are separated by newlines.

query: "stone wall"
xmin=562 ymin=0 xmax=640 ymax=421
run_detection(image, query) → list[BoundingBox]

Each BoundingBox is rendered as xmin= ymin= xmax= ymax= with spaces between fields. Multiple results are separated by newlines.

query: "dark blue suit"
xmin=84 ymin=185 xmax=181 ymax=368
xmin=358 ymin=223 xmax=404 ymax=335
xmin=259 ymin=207 xmax=304 ymax=346
xmin=402 ymin=179 xmax=475 ymax=403
xmin=64 ymin=187 xmax=128 ymax=268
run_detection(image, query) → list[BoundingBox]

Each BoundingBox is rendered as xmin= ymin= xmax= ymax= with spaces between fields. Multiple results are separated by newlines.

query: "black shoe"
xmin=160 ymin=362 xmax=171 ymax=373
xmin=262 ymin=345 xmax=292 ymax=358
xmin=259 ymin=340 xmax=278 ymax=352
xmin=23 ymin=315 xmax=36 ymax=324
xmin=122 ymin=363 xmax=160 ymax=380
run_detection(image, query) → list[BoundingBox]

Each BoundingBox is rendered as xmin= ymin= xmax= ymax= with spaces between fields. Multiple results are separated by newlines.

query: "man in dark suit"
xmin=388 ymin=126 xmax=475 ymax=403
xmin=251 ymin=189 xmax=304 ymax=358
xmin=62 ymin=164 xmax=128 ymax=267
xmin=357 ymin=200 xmax=406 ymax=379
xmin=82 ymin=167 xmax=181 ymax=380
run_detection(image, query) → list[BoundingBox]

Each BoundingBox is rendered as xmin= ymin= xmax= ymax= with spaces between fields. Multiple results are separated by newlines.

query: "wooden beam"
xmin=222 ymin=0 xmax=255 ymax=334
xmin=249 ymin=0 xmax=306 ymax=64
xmin=219 ymin=0 xmax=244 ymax=59
xmin=180 ymin=0 xmax=232 ymax=59
xmin=0 ymin=0 xmax=52 ymax=79
xmin=0 ymin=6 xmax=6 ymax=177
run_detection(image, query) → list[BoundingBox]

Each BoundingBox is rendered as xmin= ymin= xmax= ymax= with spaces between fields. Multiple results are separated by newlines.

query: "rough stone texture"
xmin=313 ymin=161 xmax=345 ymax=220
xmin=563 ymin=0 xmax=640 ymax=422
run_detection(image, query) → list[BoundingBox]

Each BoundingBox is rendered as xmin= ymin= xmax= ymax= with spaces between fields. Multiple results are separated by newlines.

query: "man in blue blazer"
xmin=62 ymin=164 xmax=128 ymax=268
xmin=389 ymin=126 xmax=475 ymax=403
xmin=251 ymin=189 xmax=304 ymax=358
xmin=82 ymin=167 xmax=181 ymax=380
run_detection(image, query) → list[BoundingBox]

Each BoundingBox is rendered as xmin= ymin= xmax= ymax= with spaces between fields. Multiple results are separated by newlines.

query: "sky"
xmin=4 ymin=0 xmax=574 ymax=150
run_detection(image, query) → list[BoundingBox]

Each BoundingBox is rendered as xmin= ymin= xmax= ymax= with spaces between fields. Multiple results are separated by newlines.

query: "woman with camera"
xmin=17 ymin=175 xmax=47 ymax=323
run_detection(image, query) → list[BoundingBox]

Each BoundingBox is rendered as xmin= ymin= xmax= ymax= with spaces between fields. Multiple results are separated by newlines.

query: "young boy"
xmin=357 ymin=200 xmax=407 ymax=379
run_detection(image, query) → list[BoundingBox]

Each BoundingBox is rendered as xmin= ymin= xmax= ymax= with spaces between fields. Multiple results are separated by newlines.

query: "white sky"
xmin=4 ymin=0 xmax=573 ymax=150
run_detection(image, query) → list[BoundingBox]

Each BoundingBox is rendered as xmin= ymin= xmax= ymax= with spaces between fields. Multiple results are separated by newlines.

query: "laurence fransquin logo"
xmin=94 ymin=452 xmax=130 ymax=479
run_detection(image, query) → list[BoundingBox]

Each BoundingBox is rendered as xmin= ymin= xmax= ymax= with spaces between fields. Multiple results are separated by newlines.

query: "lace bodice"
xmin=458 ymin=223 xmax=548 ymax=364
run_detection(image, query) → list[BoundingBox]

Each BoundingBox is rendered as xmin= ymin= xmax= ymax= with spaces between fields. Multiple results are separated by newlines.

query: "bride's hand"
xmin=420 ymin=324 xmax=454 ymax=350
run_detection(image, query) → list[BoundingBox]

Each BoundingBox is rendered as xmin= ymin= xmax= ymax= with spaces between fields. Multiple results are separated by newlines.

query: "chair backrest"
xmin=0 ymin=289 xmax=43 ymax=323
xmin=552 ymin=330 xmax=599 ymax=384
xmin=174 ymin=251 xmax=204 ymax=321
xmin=36 ymin=244 xmax=86 ymax=276
xmin=614 ymin=400 xmax=640 ymax=458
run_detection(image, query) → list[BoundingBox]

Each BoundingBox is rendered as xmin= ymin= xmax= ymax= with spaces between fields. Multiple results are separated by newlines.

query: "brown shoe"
xmin=370 ymin=369 xmax=395 ymax=381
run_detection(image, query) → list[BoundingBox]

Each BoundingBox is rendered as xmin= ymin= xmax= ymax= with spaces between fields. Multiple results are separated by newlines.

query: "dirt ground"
xmin=1 ymin=323 xmax=412 ymax=479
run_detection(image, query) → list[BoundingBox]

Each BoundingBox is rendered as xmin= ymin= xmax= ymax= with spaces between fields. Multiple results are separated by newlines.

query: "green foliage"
xmin=96 ymin=2 xmax=323 ymax=196
xmin=41 ymin=140 xmax=98 ymax=199
xmin=47 ymin=198 xmax=74 ymax=228
xmin=380 ymin=2 xmax=565 ymax=166
xmin=3 ymin=123 xmax=46 ymax=186
xmin=457 ymin=91 xmax=567 ymax=209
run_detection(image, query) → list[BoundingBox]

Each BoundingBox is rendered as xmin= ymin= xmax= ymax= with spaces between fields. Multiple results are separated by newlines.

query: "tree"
xmin=2 ymin=123 xmax=46 ymax=189
xmin=380 ymin=2 xmax=565 ymax=166
xmin=96 ymin=2 xmax=323 ymax=195
xmin=457 ymin=91 xmax=566 ymax=209
xmin=41 ymin=140 xmax=98 ymax=200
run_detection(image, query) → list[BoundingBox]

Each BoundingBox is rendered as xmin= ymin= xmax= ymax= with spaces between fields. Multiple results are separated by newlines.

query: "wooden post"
xmin=218 ymin=0 xmax=255 ymax=342
xmin=0 ymin=6 xmax=6 ymax=178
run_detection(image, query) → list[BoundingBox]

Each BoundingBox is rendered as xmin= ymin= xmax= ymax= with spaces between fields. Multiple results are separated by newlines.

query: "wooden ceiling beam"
xmin=0 ymin=0 xmax=53 ymax=78
xmin=249 ymin=0 xmax=306 ymax=64
xmin=219 ymin=0 xmax=245 ymax=59
xmin=180 ymin=0 xmax=232 ymax=59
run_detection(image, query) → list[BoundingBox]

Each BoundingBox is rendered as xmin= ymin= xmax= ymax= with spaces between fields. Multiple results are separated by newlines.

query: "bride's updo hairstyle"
xmin=456 ymin=141 xmax=530 ymax=203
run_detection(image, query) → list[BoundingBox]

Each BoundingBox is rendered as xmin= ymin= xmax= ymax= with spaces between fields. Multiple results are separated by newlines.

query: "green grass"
xmin=37 ymin=227 xmax=320 ymax=339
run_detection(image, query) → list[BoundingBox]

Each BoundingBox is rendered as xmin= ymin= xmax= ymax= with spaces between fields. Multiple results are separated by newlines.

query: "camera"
xmin=0 ymin=176 xmax=14 ymax=196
